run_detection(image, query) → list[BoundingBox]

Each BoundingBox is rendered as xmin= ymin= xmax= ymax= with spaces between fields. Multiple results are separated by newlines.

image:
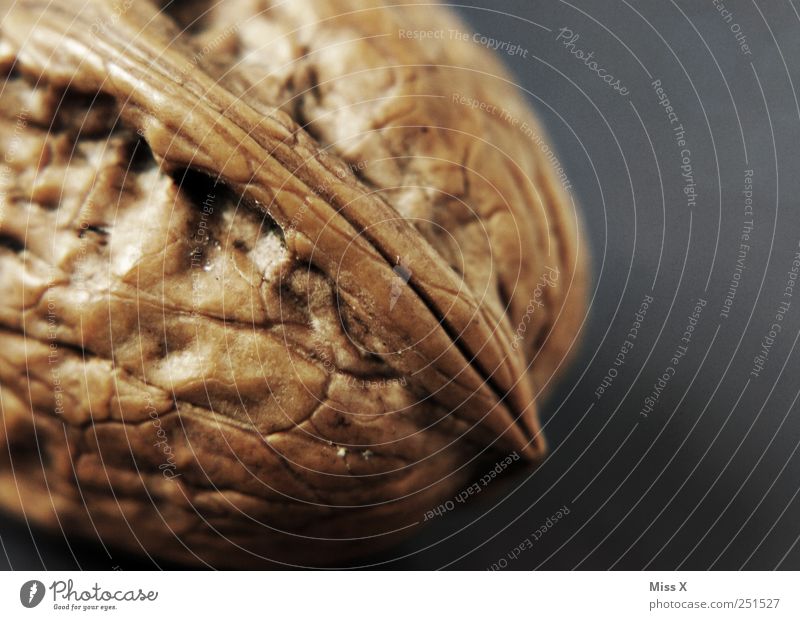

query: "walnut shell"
xmin=0 ymin=0 xmax=587 ymax=566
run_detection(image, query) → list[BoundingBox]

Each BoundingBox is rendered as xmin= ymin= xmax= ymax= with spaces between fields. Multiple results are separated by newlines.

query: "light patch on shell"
xmin=248 ymin=232 xmax=286 ymax=280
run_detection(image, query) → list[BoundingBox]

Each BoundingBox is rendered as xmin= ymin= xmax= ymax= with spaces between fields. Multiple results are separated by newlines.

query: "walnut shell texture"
xmin=0 ymin=0 xmax=587 ymax=566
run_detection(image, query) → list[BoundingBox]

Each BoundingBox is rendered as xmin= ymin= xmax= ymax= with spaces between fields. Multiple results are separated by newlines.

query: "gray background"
xmin=3 ymin=0 xmax=800 ymax=569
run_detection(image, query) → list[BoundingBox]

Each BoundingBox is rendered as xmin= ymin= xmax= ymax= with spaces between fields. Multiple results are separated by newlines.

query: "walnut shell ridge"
xmin=0 ymin=0 xmax=588 ymax=566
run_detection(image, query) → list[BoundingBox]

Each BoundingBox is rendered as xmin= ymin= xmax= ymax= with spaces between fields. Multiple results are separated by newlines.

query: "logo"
xmin=20 ymin=580 xmax=45 ymax=608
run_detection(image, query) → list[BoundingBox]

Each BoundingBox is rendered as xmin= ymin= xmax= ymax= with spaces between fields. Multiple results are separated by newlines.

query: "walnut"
xmin=0 ymin=0 xmax=587 ymax=566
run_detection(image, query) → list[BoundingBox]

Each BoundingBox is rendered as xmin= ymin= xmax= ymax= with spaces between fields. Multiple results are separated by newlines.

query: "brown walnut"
xmin=0 ymin=0 xmax=587 ymax=566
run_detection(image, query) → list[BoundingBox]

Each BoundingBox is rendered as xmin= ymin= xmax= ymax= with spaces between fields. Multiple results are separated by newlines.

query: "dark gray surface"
xmin=3 ymin=0 xmax=800 ymax=569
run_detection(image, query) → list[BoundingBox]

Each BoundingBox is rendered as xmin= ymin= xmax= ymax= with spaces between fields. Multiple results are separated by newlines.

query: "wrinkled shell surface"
xmin=0 ymin=0 xmax=587 ymax=566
